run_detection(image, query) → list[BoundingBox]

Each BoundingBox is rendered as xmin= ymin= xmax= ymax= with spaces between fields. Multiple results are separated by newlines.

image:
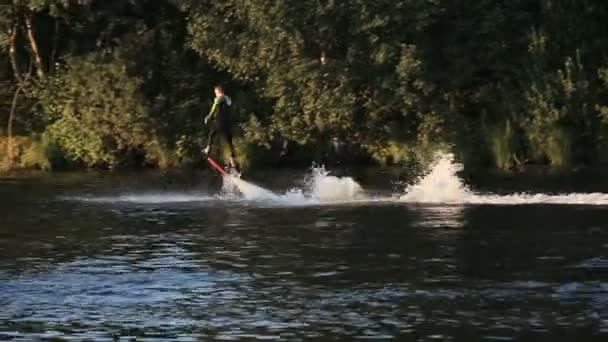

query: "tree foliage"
xmin=2 ymin=0 xmax=608 ymax=170
xmin=39 ymin=52 xmax=150 ymax=167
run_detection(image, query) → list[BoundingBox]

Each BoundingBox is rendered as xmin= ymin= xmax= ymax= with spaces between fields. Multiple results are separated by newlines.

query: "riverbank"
xmin=3 ymin=134 xmax=608 ymax=184
xmin=0 ymin=136 xmax=48 ymax=171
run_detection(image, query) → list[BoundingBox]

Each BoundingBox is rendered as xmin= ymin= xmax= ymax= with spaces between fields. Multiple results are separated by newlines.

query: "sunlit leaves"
xmin=39 ymin=53 xmax=151 ymax=167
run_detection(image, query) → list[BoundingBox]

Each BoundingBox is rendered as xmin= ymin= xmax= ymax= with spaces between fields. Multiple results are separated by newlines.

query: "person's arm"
xmin=204 ymin=96 xmax=221 ymax=124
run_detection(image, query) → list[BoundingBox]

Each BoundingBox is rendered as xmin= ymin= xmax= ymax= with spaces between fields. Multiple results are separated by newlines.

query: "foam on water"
xmin=61 ymin=153 xmax=608 ymax=207
xmin=401 ymin=153 xmax=608 ymax=205
xmin=401 ymin=154 xmax=469 ymax=204
xmin=59 ymin=168 xmax=367 ymax=207
xmin=61 ymin=193 xmax=214 ymax=204
xmin=309 ymin=168 xmax=364 ymax=201
xmin=222 ymin=167 xmax=365 ymax=205
xmin=222 ymin=175 xmax=279 ymax=201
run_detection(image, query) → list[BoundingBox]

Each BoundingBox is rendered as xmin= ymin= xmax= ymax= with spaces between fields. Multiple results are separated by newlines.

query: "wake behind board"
xmin=206 ymin=155 xmax=277 ymax=200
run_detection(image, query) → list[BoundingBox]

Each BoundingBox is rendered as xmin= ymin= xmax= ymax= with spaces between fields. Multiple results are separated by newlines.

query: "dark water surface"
xmin=0 ymin=171 xmax=607 ymax=341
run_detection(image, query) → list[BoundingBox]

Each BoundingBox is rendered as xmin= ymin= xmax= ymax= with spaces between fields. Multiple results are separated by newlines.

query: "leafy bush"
xmin=488 ymin=121 xmax=517 ymax=170
xmin=38 ymin=52 xmax=152 ymax=168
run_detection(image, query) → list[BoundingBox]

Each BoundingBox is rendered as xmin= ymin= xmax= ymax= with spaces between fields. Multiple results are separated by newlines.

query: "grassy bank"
xmin=0 ymin=136 xmax=51 ymax=171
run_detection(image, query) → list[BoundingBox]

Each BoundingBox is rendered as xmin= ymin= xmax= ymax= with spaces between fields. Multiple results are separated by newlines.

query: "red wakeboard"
xmin=206 ymin=156 xmax=226 ymax=175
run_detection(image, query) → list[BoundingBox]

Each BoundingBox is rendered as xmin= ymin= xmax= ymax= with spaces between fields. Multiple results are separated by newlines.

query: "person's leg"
xmin=203 ymin=127 xmax=216 ymax=155
xmin=222 ymin=127 xmax=240 ymax=171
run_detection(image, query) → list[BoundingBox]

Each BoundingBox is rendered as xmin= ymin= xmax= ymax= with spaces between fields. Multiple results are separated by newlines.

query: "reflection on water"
xmin=0 ymin=173 xmax=607 ymax=341
xmin=410 ymin=205 xmax=466 ymax=228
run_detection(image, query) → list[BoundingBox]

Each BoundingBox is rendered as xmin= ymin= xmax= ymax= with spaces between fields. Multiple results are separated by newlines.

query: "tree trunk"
xmin=7 ymin=84 xmax=25 ymax=170
xmin=24 ymin=14 xmax=45 ymax=80
xmin=7 ymin=23 xmax=24 ymax=85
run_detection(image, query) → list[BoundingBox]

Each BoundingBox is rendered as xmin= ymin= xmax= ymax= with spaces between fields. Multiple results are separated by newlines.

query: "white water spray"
xmin=60 ymin=193 xmax=214 ymax=204
xmin=222 ymin=167 xmax=365 ymax=204
xmin=222 ymin=174 xmax=278 ymax=201
xmin=401 ymin=154 xmax=469 ymax=204
xmin=62 ymin=153 xmax=608 ymax=207
xmin=401 ymin=153 xmax=608 ymax=205
xmin=307 ymin=167 xmax=364 ymax=201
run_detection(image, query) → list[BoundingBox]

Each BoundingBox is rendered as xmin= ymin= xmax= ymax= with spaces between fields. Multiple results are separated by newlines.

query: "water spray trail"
xmin=401 ymin=153 xmax=608 ymax=205
xmin=307 ymin=167 xmax=365 ymax=201
xmin=222 ymin=174 xmax=278 ymax=201
xmin=221 ymin=167 xmax=366 ymax=205
xmin=62 ymin=155 xmax=608 ymax=207
xmin=59 ymin=193 xmax=215 ymax=204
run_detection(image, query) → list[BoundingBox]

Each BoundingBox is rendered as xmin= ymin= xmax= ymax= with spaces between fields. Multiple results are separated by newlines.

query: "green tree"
xmin=184 ymin=0 xmax=441 ymax=164
xmin=39 ymin=52 xmax=150 ymax=168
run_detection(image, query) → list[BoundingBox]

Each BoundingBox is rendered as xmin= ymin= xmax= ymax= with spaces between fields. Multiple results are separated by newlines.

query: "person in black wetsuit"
xmin=202 ymin=85 xmax=240 ymax=172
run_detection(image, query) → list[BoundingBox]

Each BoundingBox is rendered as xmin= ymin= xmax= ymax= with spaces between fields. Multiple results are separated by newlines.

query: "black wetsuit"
xmin=205 ymin=95 xmax=236 ymax=159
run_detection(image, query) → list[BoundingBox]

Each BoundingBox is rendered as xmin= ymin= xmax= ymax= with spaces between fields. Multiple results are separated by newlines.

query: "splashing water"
xmin=307 ymin=167 xmax=364 ymax=201
xmin=222 ymin=167 xmax=365 ymax=204
xmin=222 ymin=174 xmax=278 ymax=201
xmin=61 ymin=154 xmax=608 ymax=207
xmin=60 ymin=168 xmax=366 ymax=207
xmin=401 ymin=153 xmax=608 ymax=205
xmin=59 ymin=193 xmax=214 ymax=204
xmin=401 ymin=154 xmax=469 ymax=204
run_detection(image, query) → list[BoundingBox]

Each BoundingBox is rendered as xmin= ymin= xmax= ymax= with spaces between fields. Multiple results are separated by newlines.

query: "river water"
xmin=1 ymin=156 xmax=607 ymax=341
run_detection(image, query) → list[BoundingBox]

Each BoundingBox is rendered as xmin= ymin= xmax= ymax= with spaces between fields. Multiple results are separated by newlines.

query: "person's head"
xmin=214 ymin=85 xmax=224 ymax=97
